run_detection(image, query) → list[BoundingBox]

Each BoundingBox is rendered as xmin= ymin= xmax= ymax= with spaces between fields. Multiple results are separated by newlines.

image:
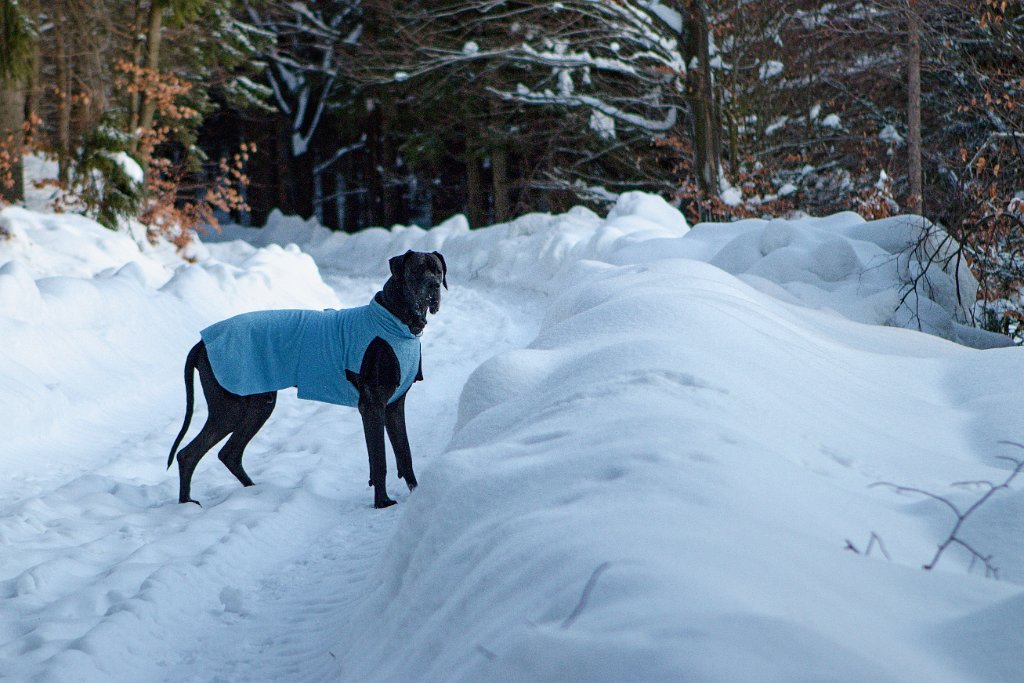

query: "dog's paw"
xmin=405 ymin=477 xmax=418 ymax=492
xmin=179 ymin=498 xmax=203 ymax=507
xmin=374 ymin=497 xmax=397 ymax=509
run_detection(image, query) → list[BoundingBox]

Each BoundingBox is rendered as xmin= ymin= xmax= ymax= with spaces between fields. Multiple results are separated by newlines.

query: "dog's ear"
xmin=389 ymin=250 xmax=413 ymax=280
xmin=432 ymin=251 xmax=448 ymax=289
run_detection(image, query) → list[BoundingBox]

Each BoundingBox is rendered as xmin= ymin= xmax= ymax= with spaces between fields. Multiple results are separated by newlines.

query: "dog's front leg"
xmin=385 ymin=393 xmax=418 ymax=491
xmin=348 ymin=339 xmax=403 ymax=509
xmin=356 ymin=395 xmax=396 ymax=509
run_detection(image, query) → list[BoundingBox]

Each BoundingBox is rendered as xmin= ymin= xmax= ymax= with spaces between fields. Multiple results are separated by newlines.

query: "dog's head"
xmin=384 ymin=250 xmax=447 ymax=334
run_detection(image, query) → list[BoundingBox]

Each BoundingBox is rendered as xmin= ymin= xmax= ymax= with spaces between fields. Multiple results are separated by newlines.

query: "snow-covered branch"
xmin=488 ymin=85 xmax=678 ymax=133
xmin=245 ymin=0 xmax=356 ymax=157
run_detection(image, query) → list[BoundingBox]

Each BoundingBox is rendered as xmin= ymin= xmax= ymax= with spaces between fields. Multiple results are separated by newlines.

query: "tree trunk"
xmin=492 ymin=145 xmax=510 ymax=223
xmin=366 ymin=97 xmax=385 ymax=227
xmin=134 ymin=0 xmax=163 ymax=159
xmin=682 ymin=0 xmax=722 ymax=202
xmin=517 ymin=152 xmax=532 ymax=218
xmin=26 ymin=36 xmax=41 ymax=127
xmin=906 ymin=0 xmax=923 ymax=214
xmin=275 ymin=115 xmax=294 ymax=215
xmin=71 ymin=0 xmax=106 ymax=136
xmin=55 ymin=8 xmax=72 ymax=183
xmin=343 ymin=152 xmax=362 ymax=232
xmin=127 ymin=0 xmax=145 ymax=138
xmin=291 ymin=151 xmax=315 ymax=220
xmin=465 ymin=150 xmax=483 ymax=227
xmin=243 ymin=113 xmax=276 ymax=226
xmin=0 ymin=80 xmax=25 ymax=203
xmin=381 ymin=125 xmax=399 ymax=227
xmin=320 ymin=166 xmax=340 ymax=230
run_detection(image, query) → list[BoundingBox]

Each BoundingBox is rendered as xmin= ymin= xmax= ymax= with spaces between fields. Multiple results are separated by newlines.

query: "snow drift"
xmin=1 ymin=191 xmax=1022 ymax=682
xmin=218 ymin=192 xmax=1001 ymax=349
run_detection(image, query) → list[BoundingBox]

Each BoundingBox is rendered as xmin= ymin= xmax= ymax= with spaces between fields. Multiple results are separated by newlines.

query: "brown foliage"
xmin=114 ymin=60 xmax=200 ymax=161
xmin=0 ymin=137 xmax=16 ymax=201
xmin=0 ymin=115 xmax=41 ymax=207
xmin=140 ymin=144 xmax=254 ymax=248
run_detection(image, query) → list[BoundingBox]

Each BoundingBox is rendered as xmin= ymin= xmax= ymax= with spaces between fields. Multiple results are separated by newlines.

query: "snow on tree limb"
xmin=487 ymin=85 xmax=678 ymax=132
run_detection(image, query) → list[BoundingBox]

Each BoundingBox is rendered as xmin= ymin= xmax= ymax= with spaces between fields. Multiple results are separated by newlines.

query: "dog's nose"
xmin=425 ymin=288 xmax=440 ymax=313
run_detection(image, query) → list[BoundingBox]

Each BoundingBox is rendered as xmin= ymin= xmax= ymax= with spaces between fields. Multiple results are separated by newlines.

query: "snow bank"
xmin=217 ymin=193 xmax=1005 ymax=350
xmin=0 ymin=206 xmax=338 ymax=483
xmin=686 ymin=213 xmax=998 ymax=348
xmin=2 ymin=190 xmax=1021 ymax=682
xmin=215 ymin=193 xmax=1020 ymax=679
xmin=0 ymin=206 xmax=171 ymax=284
xmin=323 ymin=213 xmax=1022 ymax=682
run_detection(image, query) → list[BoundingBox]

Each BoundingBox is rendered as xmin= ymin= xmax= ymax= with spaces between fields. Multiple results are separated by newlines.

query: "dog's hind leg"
xmin=217 ymin=392 xmax=276 ymax=488
xmin=176 ymin=420 xmax=232 ymax=504
xmin=174 ymin=342 xmax=239 ymax=505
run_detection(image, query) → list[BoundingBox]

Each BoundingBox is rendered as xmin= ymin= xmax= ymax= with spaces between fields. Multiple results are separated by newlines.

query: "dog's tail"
xmin=167 ymin=342 xmax=202 ymax=469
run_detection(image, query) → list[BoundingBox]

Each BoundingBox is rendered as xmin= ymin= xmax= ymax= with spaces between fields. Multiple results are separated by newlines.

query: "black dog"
xmin=166 ymin=250 xmax=446 ymax=509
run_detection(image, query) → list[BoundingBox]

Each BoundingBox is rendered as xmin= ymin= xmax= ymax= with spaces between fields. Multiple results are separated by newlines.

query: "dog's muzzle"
xmin=420 ymin=280 xmax=441 ymax=315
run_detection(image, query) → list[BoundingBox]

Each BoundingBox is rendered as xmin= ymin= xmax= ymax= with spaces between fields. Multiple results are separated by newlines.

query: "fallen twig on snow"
xmin=871 ymin=442 xmax=1024 ymax=578
xmin=561 ymin=561 xmax=612 ymax=629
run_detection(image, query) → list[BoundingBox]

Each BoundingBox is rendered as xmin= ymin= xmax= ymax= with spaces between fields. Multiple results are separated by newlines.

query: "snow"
xmin=759 ymin=60 xmax=784 ymax=80
xmin=558 ymin=69 xmax=574 ymax=96
xmin=639 ymin=1 xmax=683 ymax=33
xmin=821 ymin=113 xmax=843 ymax=129
xmin=880 ymin=123 xmax=905 ymax=146
xmin=766 ymin=115 xmax=789 ymax=135
xmin=719 ymin=172 xmax=744 ymax=207
xmin=493 ymin=86 xmax=679 ymax=133
xmin=589 ymin=109 xmax=617 ymax=140
xmin=106 ymin=151 xmax=145 ymax=186
xmin=719 ymin=185 xmax=744 ymax=207
xmin=1 ymin=184 xmax=1022 ymax=682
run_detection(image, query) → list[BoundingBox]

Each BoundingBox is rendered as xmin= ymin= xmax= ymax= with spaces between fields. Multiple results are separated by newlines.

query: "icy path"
xmin=1 ymin=275 xmax=540 ymax=681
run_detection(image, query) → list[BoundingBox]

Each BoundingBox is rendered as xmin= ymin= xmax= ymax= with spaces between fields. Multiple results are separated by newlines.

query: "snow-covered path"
xmin=1 ymin=272 xmax=539 ymax=682
xmin=162 ymin=278 xmax=540 ymax=682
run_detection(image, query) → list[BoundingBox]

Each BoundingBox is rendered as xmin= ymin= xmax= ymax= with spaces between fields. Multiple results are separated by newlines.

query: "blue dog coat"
xmin=201 ymin=299 xmax=421 ymax=406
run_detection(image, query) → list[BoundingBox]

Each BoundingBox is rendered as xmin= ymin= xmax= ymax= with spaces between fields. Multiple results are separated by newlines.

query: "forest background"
xmin=0 ymin=0 xmax=1022 ymax=338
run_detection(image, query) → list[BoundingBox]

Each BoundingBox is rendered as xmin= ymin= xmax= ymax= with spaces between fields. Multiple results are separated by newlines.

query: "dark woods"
xmin=1 ymin=1 xmax=1022 ymax=332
